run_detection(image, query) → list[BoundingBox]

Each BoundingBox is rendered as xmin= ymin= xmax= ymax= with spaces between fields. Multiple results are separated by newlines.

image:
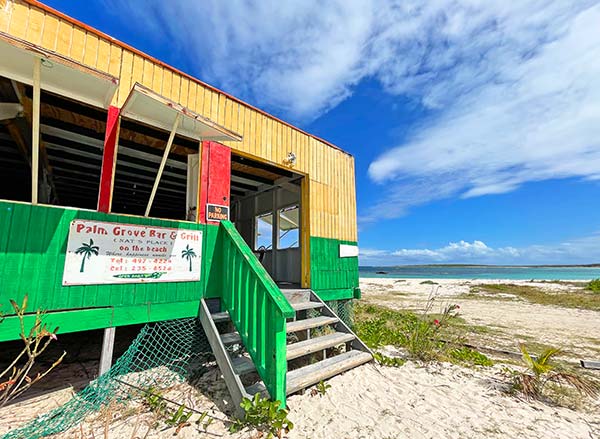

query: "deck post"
xmin=31 ymin=57 xmax=41 ymax=204
xmin=145 ymin=113 xmax=181 ymax=217
xmin=99 ymin=326 xmax=116 ymax=376
xmin=97 ymin=106 xmax=121 ymax=213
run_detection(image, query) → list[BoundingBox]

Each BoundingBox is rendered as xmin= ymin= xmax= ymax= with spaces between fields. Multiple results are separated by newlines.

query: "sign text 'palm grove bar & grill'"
xmin=63 ymin=220 xmax=202 ymax=285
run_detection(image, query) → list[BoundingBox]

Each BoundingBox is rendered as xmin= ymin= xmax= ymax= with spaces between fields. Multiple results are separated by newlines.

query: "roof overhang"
xmin=121 ymin=83 xmax=242 ymax=142
xmin=0 ymin=32 xmax=118 ymax=109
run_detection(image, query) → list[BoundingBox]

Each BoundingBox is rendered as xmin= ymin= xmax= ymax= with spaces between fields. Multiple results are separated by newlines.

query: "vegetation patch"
xmin=506 ymin=344 xmax=599 ymax=406
xmin=354 ymin=302 xmax=493 ymax=367
xmin=587 ymin=278 xmax=600 ymax=293
xmin=467 ymin=283 xmax=600 ymax=310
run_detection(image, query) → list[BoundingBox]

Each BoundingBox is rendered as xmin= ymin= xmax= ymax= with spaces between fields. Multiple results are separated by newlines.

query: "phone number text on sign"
xmin=62 ymin=220 xmax=202 ymax=285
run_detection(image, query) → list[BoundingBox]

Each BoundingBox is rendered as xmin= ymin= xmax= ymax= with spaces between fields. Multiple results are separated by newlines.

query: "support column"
xmin=99 ymin=326 xmax=116 ymax=376
xmin=97 ymin=106 xmax=121 ymax=213
xmin=31 ymin=57 xmax=41 ymax=204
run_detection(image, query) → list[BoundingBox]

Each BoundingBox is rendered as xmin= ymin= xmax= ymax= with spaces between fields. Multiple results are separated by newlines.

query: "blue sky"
xmin=45 ymin=0 xmax=600 ymax=265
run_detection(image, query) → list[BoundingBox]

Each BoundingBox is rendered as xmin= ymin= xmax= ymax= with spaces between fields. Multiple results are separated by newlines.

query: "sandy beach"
xmin=1 ymin=278 xmax=599 ymax=439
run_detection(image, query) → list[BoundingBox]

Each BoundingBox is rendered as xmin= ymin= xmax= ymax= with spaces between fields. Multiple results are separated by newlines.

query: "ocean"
xmin=359 ymin=265 xmax=600 ymax=280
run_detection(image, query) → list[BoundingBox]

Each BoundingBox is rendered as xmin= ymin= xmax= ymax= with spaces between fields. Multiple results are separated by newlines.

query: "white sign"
xmin=63 ymin=220 xmax=202 ymax=286
xmin=339 ymin=244 xmax=359 ymax=258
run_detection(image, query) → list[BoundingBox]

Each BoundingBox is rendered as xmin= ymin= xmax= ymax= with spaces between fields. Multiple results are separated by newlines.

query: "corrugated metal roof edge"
xmin=26 ymin=0 xmax=354 ymax=158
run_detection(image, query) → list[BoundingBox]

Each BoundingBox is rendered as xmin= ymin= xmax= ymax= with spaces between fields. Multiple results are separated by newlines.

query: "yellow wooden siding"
xmin=1 ymin=0 xmax=358 ymax=242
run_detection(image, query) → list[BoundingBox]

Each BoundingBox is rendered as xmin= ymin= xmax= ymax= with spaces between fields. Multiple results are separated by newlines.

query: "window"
xmin=255 ymin=212 xmax=273 ymax=250
xmin=278 ymin=205 xmax=299 ymax=249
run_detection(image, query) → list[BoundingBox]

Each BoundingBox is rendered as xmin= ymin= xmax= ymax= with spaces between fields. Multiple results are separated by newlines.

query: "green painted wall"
xmin=0 ymin=201 xmax=219 ymax=341
xmin=309 ymin=236 xmax=359 ymax=301
xmin=0 ymin=201 xmax=360 ymax=341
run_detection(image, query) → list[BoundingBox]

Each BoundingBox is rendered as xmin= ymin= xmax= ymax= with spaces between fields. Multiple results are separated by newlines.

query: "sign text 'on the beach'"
xmin=62 ymin=220 xmax=202 ymax=285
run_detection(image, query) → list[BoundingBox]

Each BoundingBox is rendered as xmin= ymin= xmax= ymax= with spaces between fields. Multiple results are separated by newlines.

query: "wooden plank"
xmin=83 ymin=32 xmax=99 ymax=67
xmin=180 ymin=77 xmax=189 ymax=107
xmin=287 ymin=332 xmax=355 ymax=360
xmin=142 ymin=58 xmax=154 ymax=87
xmin=286 ymin=316 xmax=338 ymax=333
xmin=31 ymin=57 xmax=40 ymax=204
xmin=96 ymin=38 xmax=111 ymax=72
xmin=145 ymin=113 xmax=182 ymax=216
xmin=25 ymin=7 xmax=44 ymax=45
xmin=199 ymin=299 xmax=249 ymax=418
xmin=286 ymin=350 xmax=372 ymax=395
xmin=231 ymin=356 xmax=256 ymax=375
xmin=99 ymin=326 xmax=116 ymax=375
xmin=70 ymin=26 xmax=85 ymax=62
xmin=8 ymin=0 xmax=28 ymax=39
xmin=580 ymin=360 xmax=600 ymax=370
xmin=221 ymin=331 xmax=242 ymax=345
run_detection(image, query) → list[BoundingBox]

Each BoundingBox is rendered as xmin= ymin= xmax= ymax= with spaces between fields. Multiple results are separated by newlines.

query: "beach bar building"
xmin=0 ymin=0 xmax=371 ymax=409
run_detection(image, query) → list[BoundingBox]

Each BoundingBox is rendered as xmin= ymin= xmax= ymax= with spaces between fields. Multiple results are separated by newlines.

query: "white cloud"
xmin=359 ymin=233 xmax=600 ymax=265
xmin=367 ymin=1 xmax=600 ymax=215
xmin=108 ymin=0 xmax=600 ymax=216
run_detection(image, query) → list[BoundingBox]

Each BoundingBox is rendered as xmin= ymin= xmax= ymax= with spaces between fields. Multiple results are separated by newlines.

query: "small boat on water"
xmin=376 ymin=271 xmax=388 ymax=275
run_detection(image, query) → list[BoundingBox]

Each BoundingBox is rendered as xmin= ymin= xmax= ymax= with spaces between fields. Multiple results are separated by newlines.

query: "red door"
xmin=199 ymin=141 xmax=231 ymax=224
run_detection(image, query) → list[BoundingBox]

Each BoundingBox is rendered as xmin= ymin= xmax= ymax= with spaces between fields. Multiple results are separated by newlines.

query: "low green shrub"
xmin=449 ymin=346 xmax=493 ymax=366
xmin=587 ymin=278 xmax=600 ymax=293
xmin=230 ymin=394 xmax=293 ymax=438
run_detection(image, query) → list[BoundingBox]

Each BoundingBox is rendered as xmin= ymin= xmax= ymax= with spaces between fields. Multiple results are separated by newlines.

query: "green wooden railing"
xmin=216 ymin=220 xmax=295 ymax=405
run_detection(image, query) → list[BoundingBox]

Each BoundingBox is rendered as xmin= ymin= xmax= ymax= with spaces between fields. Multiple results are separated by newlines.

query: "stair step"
xmin=286 ymin=350 xmax=372 ymax=395
xmin=287 ymin=332 xmax=355 ymax=360
xmin=292 ymin=301 xmax=323 ymax=312
xmin=221 ymin=332 xmax=241 ymax=345
xmin=231 ymin=356 xmax=255 ymax=375
xmin=287 ymin=316 xmax=338 ymax=333
xmin=211 ymin=311 xmax=230 ymax=323
xmin=245 ymin=381 xmax=267 ymax=397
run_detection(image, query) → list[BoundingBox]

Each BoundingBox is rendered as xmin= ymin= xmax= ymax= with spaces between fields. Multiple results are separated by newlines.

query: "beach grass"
xmin=354 ymin=302 xmax=493 ymax=367
xmin=462 ymin=283 xmax=600 ymax=311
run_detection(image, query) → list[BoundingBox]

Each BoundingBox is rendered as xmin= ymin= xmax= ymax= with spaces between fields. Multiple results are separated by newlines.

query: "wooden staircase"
xmin=200 ymin=289 xmax=372 ymax=412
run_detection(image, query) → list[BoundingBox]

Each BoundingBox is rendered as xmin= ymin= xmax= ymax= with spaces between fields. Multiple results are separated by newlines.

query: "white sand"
xmin=1 ymin=278 xmax=599 ymax=438
xmin=360 ymin=278 xmax=600 ymax=360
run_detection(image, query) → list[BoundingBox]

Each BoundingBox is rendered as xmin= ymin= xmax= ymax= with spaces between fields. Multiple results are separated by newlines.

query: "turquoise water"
xmin=359 ymin=266 xmax=600 ymax=280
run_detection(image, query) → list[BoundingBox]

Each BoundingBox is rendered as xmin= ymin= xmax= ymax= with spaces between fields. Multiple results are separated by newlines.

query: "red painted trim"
xmin=24 ymin=0 xmax=351 ymax=157
xmin=199 ymin=141 xmax=231 ymax=224
xmin=97 ymin=106 xmax=120 ymax=213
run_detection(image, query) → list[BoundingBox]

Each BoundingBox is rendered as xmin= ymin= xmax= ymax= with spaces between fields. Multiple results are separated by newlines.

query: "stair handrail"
xmin=216 ymin=220 xmax=294 ymax=405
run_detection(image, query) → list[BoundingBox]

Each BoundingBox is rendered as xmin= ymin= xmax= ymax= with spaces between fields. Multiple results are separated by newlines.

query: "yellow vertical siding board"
xmin=162 ymin=70 xmax=173 ymax=100
xmin=41 ymin=13 xmax=59 ymax=51
xmin=8 ymin=1 xmax=28 ymax=39
xmin=108 ymin=44 xmax=122 ymax=77
xmin=195 ymin=84 xmax=205 ymax=117
xmin=56 ymin=20 xmax=73 ymax=57
xmin=83 ymin=33 xmax=99 ymax=67
xmin=257 ymin=114 xmax=265 ymax=159
xmin=117 ymin=49 xmax=134 ymax=106
xmin=210 ymin=91 xmax=219 ymax=122
xmin=231 ymin=102 xmax=240 ymax=135
xmin=265 ymin=117 xmax=273 ymax=163
xmin=249 ymin=112 xmax=257 ymax=156
xmin=131 ymin=54 xmax=144 ymax=88
xmin=223 ymin=98 xmax=232 ymax=131
xmin=180 ymin=78 xmax=189 ymax=107
xmin=216 ymin=93 xmax=225 ymax=126
xmin=142 ymin=59 xmax=154 ymax=88
xmin=25 ymin=7 xmax=44 ymax=45
xmin=187 ymin=83 xmax=197 ymax=113
xmin=170 ymin=73 xmax=181 ymax=102
xmin=70 ymin=27 xmax=85 ymax=62
xmin=0 ymin=0 xmax=11 ymax=33
xmin=96 ymin=39 xmax=111 ymax=72
xmin=204 ymin=90 xmax=213 ymax=120
xmin=151 ymin=65 xmax=163 ymax=96
xmin=242 ymin=106 xmax=252 ymax=154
